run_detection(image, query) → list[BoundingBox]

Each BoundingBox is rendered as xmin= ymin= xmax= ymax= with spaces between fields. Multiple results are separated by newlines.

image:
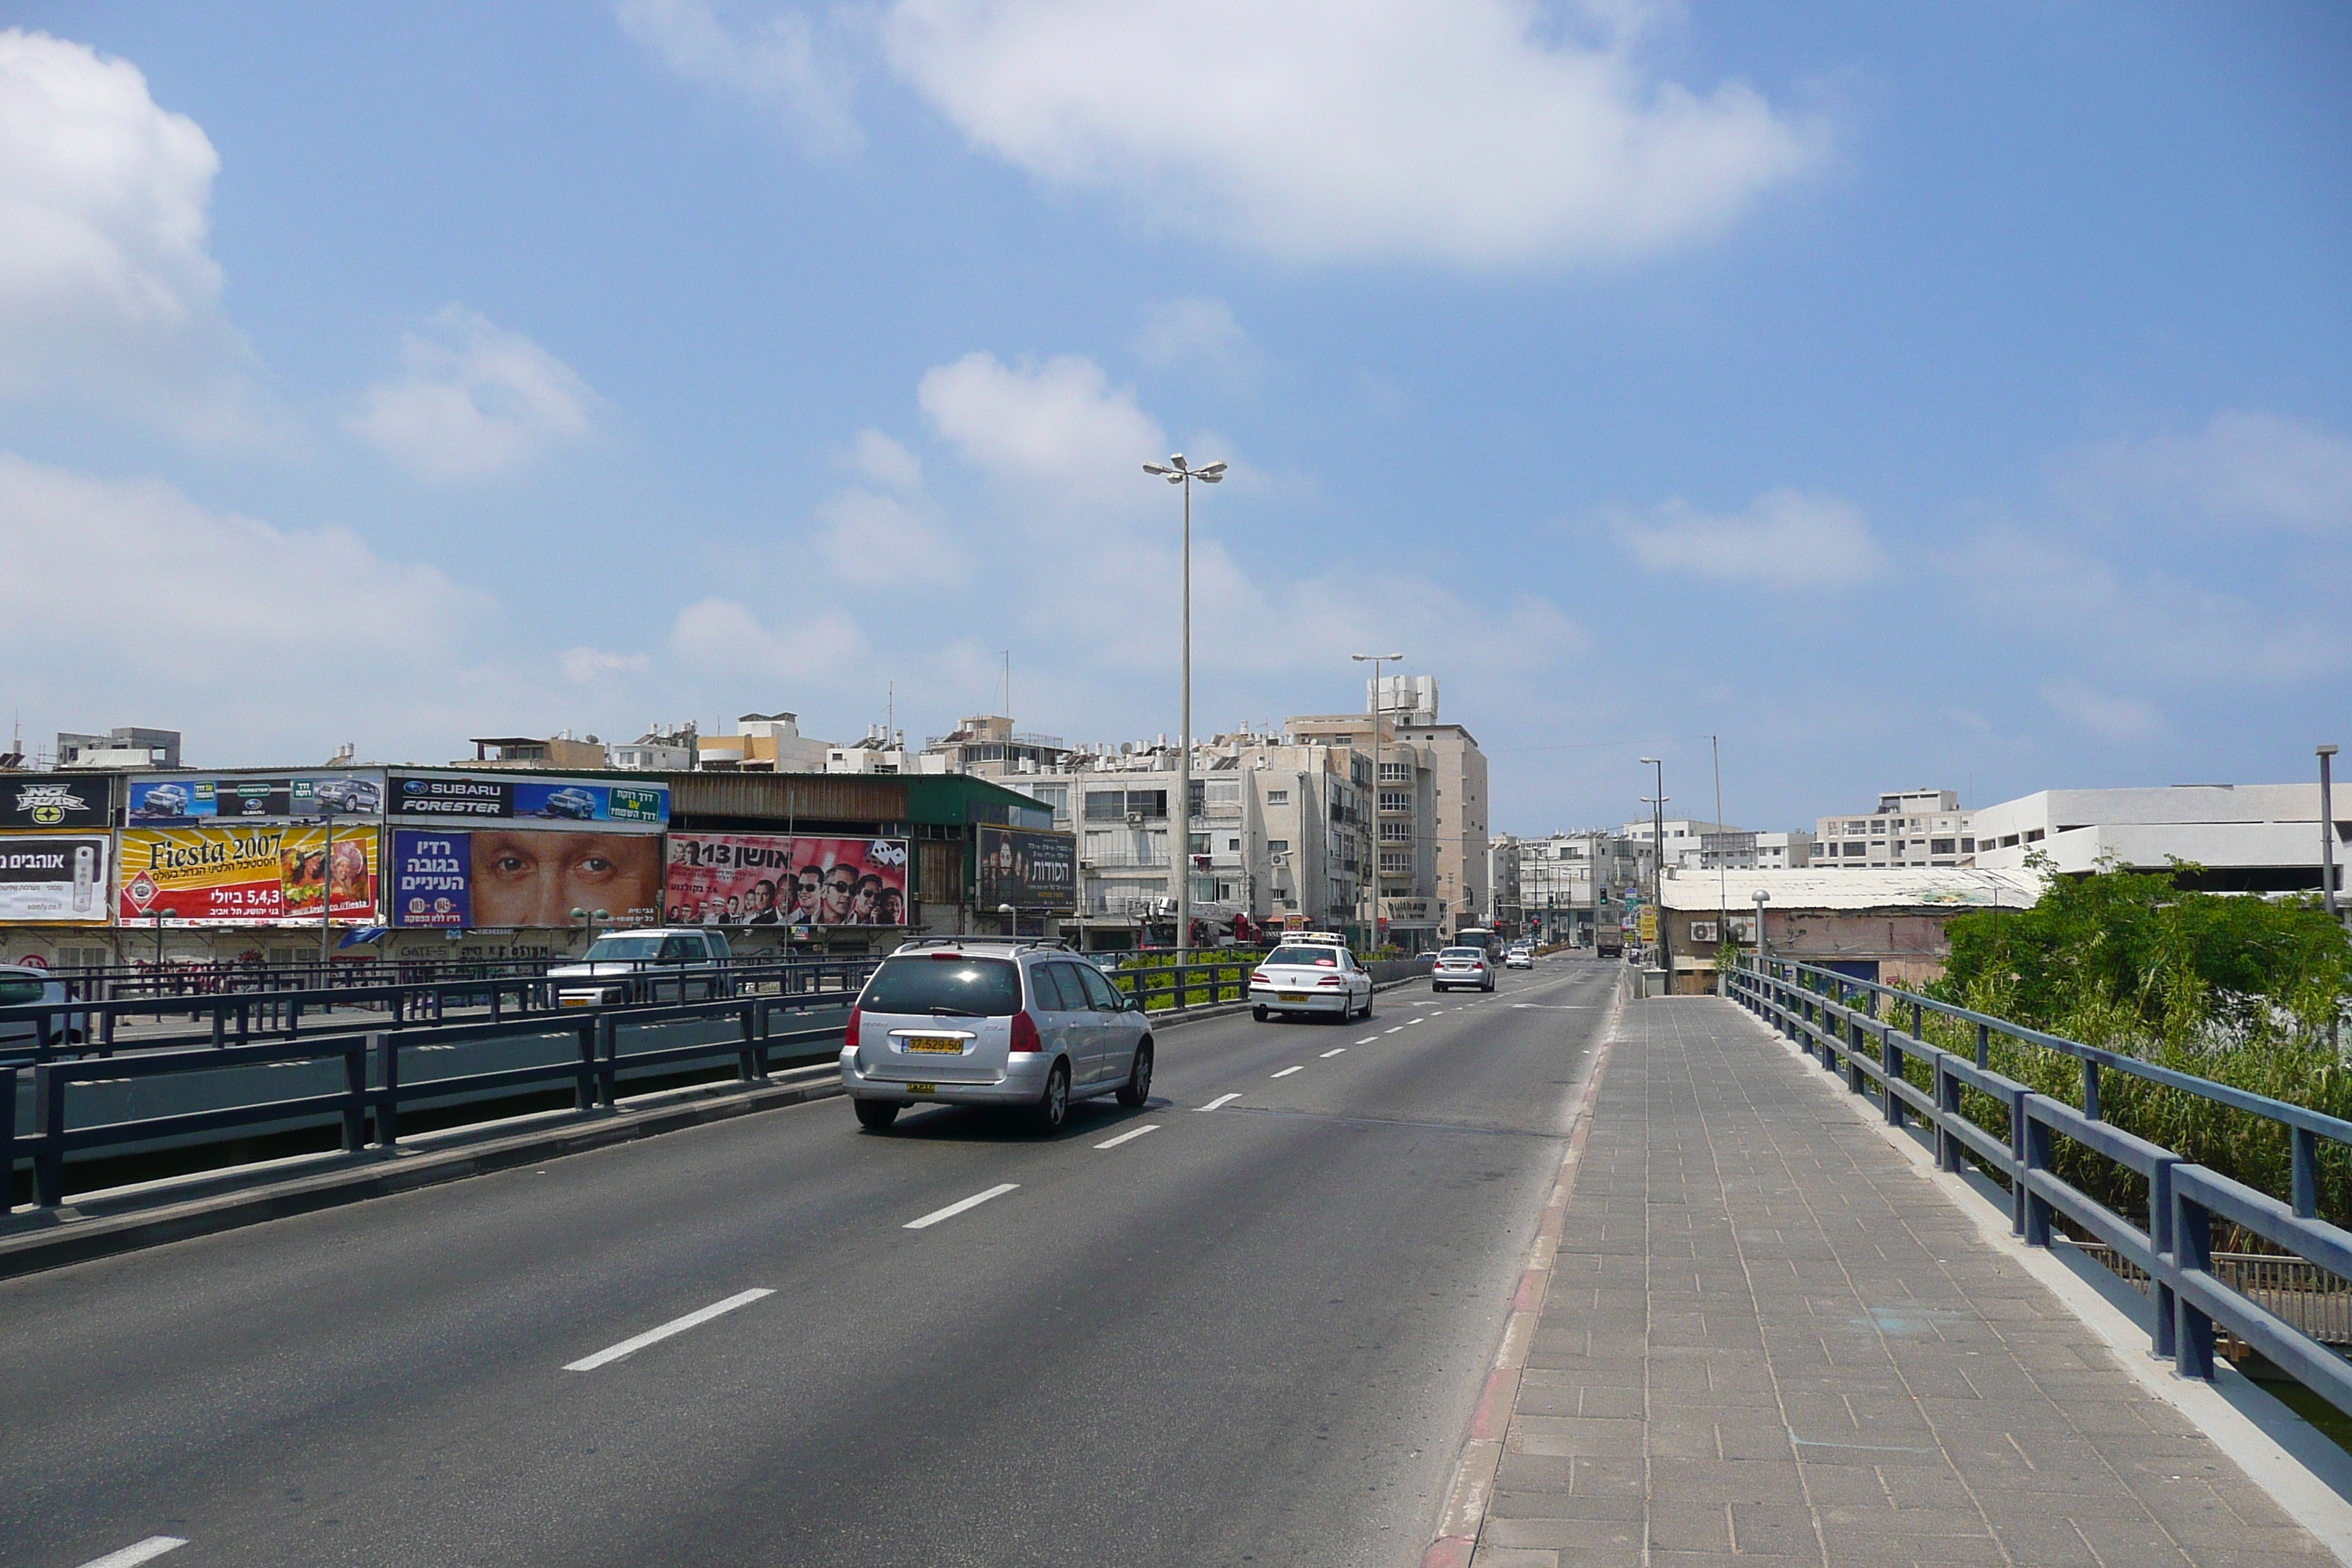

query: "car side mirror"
xmin=1126 ymin=997 xmax=1145 ymax=1013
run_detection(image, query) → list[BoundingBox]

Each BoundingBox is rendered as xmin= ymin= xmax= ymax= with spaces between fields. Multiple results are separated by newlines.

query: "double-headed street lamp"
xmin=1352 ymin=652 xmax=1404 ymax=949
xmin=1142 ymin=453 xmax=1225 ymax=959
xmin=1640 ymin=755 xmax=1669 ymax=991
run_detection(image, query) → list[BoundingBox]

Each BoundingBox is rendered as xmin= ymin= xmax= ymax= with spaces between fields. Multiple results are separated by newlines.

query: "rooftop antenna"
xmin=1002 ymin=650 xmax=1011 ymax=723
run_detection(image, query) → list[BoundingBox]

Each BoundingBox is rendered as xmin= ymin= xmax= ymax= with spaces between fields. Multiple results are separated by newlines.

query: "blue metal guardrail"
xmin=1723 ymin=955 xmax=2352 ymax=1422
xmin=3 ymin=987 xmax=861 ymax=1210
xmin=0 ymin=957 xmax=878 ymax=1063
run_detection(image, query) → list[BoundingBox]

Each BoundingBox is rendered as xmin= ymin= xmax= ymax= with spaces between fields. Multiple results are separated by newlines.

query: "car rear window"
xmin=0 ymin=978 xmax=42 ymax=1006
xmin=1439 ymin=948 xmax=1483 ymax=960
xmin=1264 ymin=947 xmax=1339 ymax=967
xmin=859 ymin=956 xmax=1021 ymax=1017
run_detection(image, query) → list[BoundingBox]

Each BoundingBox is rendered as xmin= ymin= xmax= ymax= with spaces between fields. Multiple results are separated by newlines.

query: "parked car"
xmin=546 ymin=927 xmax=735 ymax=1006
xmin=840 ymin=938 xmax=1152 ymax=1132
xmin=1432 ymin=947 xmax=1496 ymax=992
xmin=1504 ymin=946 xmax=1534 ymax=970
xmin=0 ymin=964 xmax=80 ymax=1051
xmin=540 ymin=786 xmax=600 ymax=820
xmin=1248 ymin=941 xmax=1373 ymax=1023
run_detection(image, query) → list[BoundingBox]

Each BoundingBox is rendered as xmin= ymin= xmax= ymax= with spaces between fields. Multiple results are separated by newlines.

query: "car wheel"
xmin=1116 ymin=1040 xmax=1153 ymax=1107
xmin=1253 ymin=1004 xmax=1268 ymax=1022
xmin=853 ymin=1098 xmax=898 ymax=1131
xmin=1032 ymin=1060 xmax=1071 ymax=1133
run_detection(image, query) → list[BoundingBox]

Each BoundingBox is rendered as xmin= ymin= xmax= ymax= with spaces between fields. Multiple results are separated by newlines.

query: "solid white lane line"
xmin=74 ymin=1540 xmax=187 ymax=1568
xmin=565 ymin=1288 xmax=775 ymax=1371
xmin=903 ymin=1183 xmax=1020 ymax=1231
xmin=1271 ymin=1065 xmax=1304 ymax=1078
xmin=1200 ymin=1092 xmax=1243 ymax=1110
xmin=1320 ymin=1047 xmax=1346 ymax=1058
xmin=1094 ymin=1123 xmax=1160 ymax=1150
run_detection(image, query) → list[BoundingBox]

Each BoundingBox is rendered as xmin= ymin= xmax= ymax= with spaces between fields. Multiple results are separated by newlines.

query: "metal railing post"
xmin=31 ymin=1063 xmax=65 ymax=1207
xmin=372 ymin=1030 xmax=399 ymax=1148
xmin=596 ymin=1013 xmax=619 ymax=1108
xmin=736 ymin=1003 xmax=759 ymax=1083
xmin=1975 ymin=1020 xmax=1989 ymax=1071
xmin=2151 ymin=1156 xmax=2178 ymax=1360
xmin=341 ymin=1044 xmax=368 ymax=1153
xmin=0 ymin=1063 xmax=15 ymax=1207
xmin=2006 ymin=1085 xmax=2030 ymax=1237
xmin=1934 ymin=1055 xmax=1962 ymax=1173
xmin=2081 ymin=1058 xmax=2101 ymax=1122
xmin=2021 ymin=1101 xmax=2054 ymax=1248
xmin=1885 ymin=1024 xmax=1906 ymax=1128
xmin=2173 ymin=1183 xmax=2215 ymax=1380
xmin=574 ymin=1022 xmax=598 ymax=1112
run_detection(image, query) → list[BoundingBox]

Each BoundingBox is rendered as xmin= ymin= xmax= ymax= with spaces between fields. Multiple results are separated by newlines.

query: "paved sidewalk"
xmin=1474 ymin=995 xmax=2332 ymax=1567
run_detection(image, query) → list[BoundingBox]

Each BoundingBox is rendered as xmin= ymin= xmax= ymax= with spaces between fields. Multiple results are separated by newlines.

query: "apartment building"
xmin=1621 ymin=817 xmax=1739 ymax=871
xmin=1697 ymin=829 xmax=1814 ymax=870
xmin=1382 ymin=676 xmax=1490 ymax=941
xmin=1970 ymin=783 xmax=2342 ymax=894
xmin=1509 ymin=829 xmax=1654 ymax=945
xmin=1814 ymin=788 xmax=1977 ymax=868
xmin=696 ymin=712 xmax=832 ymax=772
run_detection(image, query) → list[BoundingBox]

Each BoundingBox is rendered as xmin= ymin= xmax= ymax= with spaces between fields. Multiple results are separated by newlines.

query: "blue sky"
xmin=1 ymin=1 xmax=2345 ymax=835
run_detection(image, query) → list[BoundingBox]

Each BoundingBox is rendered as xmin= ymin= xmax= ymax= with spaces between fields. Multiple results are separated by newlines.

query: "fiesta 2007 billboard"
xmin=118 ymin=826 xmax=379 ymax=926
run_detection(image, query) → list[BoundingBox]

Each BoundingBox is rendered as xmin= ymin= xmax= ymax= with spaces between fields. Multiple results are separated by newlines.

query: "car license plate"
xmin=560 ymin=996 xmax=592 ymax=1008
xmin=904 ymin=1037 xmax=962 ymax=1053
xmin=905 ymin=1082 xmax=935 ymax=1094
xmin=1278 ymin=992 xmax=1308 ymax=1003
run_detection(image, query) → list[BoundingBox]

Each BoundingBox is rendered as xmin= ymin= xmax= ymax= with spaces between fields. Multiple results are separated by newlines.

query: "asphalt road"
xmin=1 ymin=954 xmax=1621 ymax=1568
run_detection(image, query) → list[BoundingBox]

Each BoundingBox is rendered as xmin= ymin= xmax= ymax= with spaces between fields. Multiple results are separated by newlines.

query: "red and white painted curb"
xmin=1422 ymin=978 xmax=1626 ymax=1568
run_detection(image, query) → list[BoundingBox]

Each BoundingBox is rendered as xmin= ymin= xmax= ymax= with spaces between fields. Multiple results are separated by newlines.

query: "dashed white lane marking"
xmin=1270 ymin=1065 xmax=1305 ymax=1078
xmin=73 ymin=1539 xmax=188 ymax=1568
xmin=565 ymin=1288 xmax=774 ymax=1372
xmin=1093 ymin=1123 xmax=1160 ymax=1150
xmin=1200 ymin=1092 xmax=1242 ymax=1110
xmin=903 ymin=1183 xmax=1020 ymax=1232
xmin=1320 ymin=1047 xmax=1346 ymax=1058
xmin=1355 ymin=1035 xmax=1378 ymax=1044
xmin=1386 ymin=1026 xmax=1405 ymax=1034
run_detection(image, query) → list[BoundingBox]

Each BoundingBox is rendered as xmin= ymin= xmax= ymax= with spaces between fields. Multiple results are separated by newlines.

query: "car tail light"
xmin=1250 ymin=970 xmax=1269 ymax=984
xmin=1316 ymin=976 xmax=1341 ymax=987
xmin=845 ymin=1008 xmax=862 ymax=1049
xmin=1009 ymin=1010 xmax=1043 ymax=1053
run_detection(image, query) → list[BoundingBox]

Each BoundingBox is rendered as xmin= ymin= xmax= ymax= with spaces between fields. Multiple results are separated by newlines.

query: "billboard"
xmin=390 ymin=829 xmax=472 ymax=928
xmin=386 ymin=828 xmax=666 ymax=928
xmin=976 ymin=826 xmax=1077 ymax=913
xmin=0 ymin=834 xmax=111 ymax=924
xmin=387 ymin=773 xmax=666 ymax=828
xmin=0 ymin=777 xmax=112 ymax=830
xmin=127 ymin=773 xmax=383 ymax=824
xmin=118 ymin=825 xmax=379 ymax=925
xmin=664 ymin=834 xmax=911 ymax=927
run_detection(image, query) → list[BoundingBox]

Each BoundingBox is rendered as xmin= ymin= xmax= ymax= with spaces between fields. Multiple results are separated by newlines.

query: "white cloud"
xmin=918 ymin=350 xmax=1166 ymax=513
xmin=813 ymin=486 xmax=965 ymax=585
xmin=2070 ymin=410 xmax=2352 ymax=535
xmin=838 ymin=426 xmax=923 ymax=489
xmin=1135 ymin=296 xmax=1257 ymax=379
xmin=352 ymin=307 xmax=602 ymax=483
xmin=560 ymin=647 xmax=652 ymax=685
xmin=0 ymin=453 xmax=494 ymax=755
xmin=880 ymin=0 xmax=1824 ymax=266
xmin=1612 ymin=487 xmax=1882 ymax=589
xmin=670 ymin=594 xmax=872 ymax=679
xmin=2040 ymin=679 xmax=2166 ymax=745
xmin=617 ymin=0 xmax=861 ymax=154
xmin=0 ymin=29 xmax=274 ymax=440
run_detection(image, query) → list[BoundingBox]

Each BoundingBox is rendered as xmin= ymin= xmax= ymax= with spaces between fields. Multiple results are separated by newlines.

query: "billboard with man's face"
xmin=384 ymin=829 xmax=666 ymax=928
xmin=976 ymin=826 xmax=1077 ymax=913
xmin=664 ymin=834 xmax=911 ymax=927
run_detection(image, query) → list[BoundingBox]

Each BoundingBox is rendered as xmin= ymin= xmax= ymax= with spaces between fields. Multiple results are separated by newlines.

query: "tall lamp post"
xmin=1352 ymin=652 xmax=1405 ymax=949
xmin=317 ymin=802 xmax=338 ymax=973
xmin=1142 ymin=453 xmax=1226 ymax=960
xmin=1753 ymin=889 xmax=1771 ymax=969
xmin=1640 ymin=756 xmax=1669 ymax=994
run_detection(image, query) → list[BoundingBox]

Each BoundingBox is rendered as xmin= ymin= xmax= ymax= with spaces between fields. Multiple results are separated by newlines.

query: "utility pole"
xmin=1641 ymin=757 xmax=1669 ymax=996
xmin=2321 ymin=744 xmax=2340 ymax=919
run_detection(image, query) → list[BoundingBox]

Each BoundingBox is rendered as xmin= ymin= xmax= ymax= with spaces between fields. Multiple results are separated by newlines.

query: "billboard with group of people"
xmin=663 ymin=834 xmax=910 ymax=928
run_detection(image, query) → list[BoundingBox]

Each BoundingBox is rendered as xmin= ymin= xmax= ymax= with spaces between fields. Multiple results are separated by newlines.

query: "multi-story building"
xmin=696 ymin=712 xmax=832 ymax=772
xmin=1970 ymin=784 xmax=2342 ymax=894
xmin=1697 ymin=829 xmax=1814 ymax=870
xmin=56 ymin=726 xmax=182 ymax=770
xmin=825 ymin=726 xmax=911 ymax=774
xmin=916 ymin=714 xmax=1074 ymax=777
xmin=1814 ymin=789 xmax=1976 ymax=869
xmin=1382 ymin=677 xmax=1490 ymax=941
xmin=1510 ymin=830 xmax=1653 ymax=946
xmin=1621 ymin=817 xmax=1739 ymax=872
xmin=461 ymin=733 xmax=611 ymax=769
xmin=609 ymin=723 xmax=698 ymax=772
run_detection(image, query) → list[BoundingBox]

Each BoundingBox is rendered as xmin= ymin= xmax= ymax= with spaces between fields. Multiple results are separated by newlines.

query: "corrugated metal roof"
xmin=672 ymin=773 xmax=906 ymax=826
xmin=1659 ymin=867 xmax=2043 ymax=912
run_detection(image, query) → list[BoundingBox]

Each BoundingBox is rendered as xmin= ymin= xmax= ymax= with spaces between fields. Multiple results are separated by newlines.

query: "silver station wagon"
xmin=840 ymin=938 xmax=1153 ymax=1132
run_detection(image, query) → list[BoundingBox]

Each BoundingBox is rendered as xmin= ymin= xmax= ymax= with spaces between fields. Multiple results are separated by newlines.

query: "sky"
xmin=0 ymin=0 xmax=2345 ymax=837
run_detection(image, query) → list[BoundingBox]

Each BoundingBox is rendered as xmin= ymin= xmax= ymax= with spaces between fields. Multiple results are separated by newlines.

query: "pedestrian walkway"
xmin=1469 ymin=995 xmax=2333 ymax=1567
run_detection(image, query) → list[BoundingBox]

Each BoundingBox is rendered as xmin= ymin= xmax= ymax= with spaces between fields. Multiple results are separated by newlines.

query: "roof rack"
xmin=889 ymin=936 xmax=1076 ymax=955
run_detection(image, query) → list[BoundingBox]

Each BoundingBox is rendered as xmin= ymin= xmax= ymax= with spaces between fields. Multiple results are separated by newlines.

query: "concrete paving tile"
xmin=1511 ymin=1416 xmax=1647 ymax=1458
xmin=1480 ymin=1515 xmax=1643 ymax=1552
xmin=1645 ymin=1500 xmax=1732 ymax=1553
xmin=1485 ymin=1493 xmax=1645 ymax=1524
xmin=1647 ymin=1457 xmax=1810 ymax=1501
xmin=1468 ymin=1548 xmax=1560 ymax=1568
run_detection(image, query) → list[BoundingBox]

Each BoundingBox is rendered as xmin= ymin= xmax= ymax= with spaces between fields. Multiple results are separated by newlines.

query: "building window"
xmin=1228 ymin=838 xmax=1240 ymax=851
xmin=2025 ymin=829 xmax=2044 ymax=843
xmin=1379 ymin=790 xmax=1411 ymax=813
xmin=1265 ymin=789 xmax=1288 ymax=805
xmin=1960 ymin=837 xmax=1975 ymax=853
xmin=1380 ymin=821 xmax=1411 ymax=842
xmin=1931 ymin=838 xmax=1955 ymax=855
xmin=1267 ymin=839 xmax=1289 ymax=854
xmin=1380 ymin=851 xmax=1411 ymax=872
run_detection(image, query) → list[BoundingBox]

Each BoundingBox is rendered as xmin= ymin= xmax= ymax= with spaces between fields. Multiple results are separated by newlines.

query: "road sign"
xmin=1638 ymin=908 xmax=1658 ymax=942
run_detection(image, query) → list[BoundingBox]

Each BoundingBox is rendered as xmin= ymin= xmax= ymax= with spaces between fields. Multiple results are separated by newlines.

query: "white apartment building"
xmin=1383 ymin=676 xmax=1490 ymax=940
xmin=1622 ymin=818 xmax=1739 ymax=872
xmin=1815 ymin=789 xmax=1977 ymax=869
xmin=1510 ymin=830 xmax=1654 ymax=945
xmin=696 ymin=711 xmax=832 ymax=772
xmin=1970 ymin=783 xmax=2344 ymax=894
xmin=1697 ymin=829 xmax=1815 ymax=870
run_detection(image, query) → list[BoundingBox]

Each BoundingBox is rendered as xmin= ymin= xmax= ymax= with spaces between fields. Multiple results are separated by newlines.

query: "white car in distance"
xmin=1249 ymin=943 xmax=1373 ymax=1023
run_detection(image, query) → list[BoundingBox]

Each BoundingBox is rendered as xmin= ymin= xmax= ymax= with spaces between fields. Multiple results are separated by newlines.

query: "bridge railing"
xmin=0 ymin=957 xmax=876 ymax=1063
xmin=1723 ymin=954 xmax=2352 ymax=1423
xmin=3 ymin=987 xmax=857 ymax=1209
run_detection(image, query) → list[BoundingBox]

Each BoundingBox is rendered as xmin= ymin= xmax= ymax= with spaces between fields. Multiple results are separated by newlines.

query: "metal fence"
xmin=1107 ymin=951 xmax=1434 ymax=1013
xmin=1723 ymin=955 xmax=2352 ymax=1423
xmin=5 ymin=988 xmax=856 ymax=1209
xmin=0 ymin=957 xmax=876 ymax=1064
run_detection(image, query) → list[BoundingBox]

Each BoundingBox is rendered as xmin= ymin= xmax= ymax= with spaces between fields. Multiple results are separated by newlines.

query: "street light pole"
xmin=2321 ymin=744 xmax=2340 ymax=919
xmin=318 ymin=803 xmax=336 ymax=973
xmin=1352 ymin=652 xmax=1404 ymax=950
xmin=1143 ymin=453 xmax=1226 ymax=960
xmin=1640 ymin=756 xmax=1668 ymax=994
